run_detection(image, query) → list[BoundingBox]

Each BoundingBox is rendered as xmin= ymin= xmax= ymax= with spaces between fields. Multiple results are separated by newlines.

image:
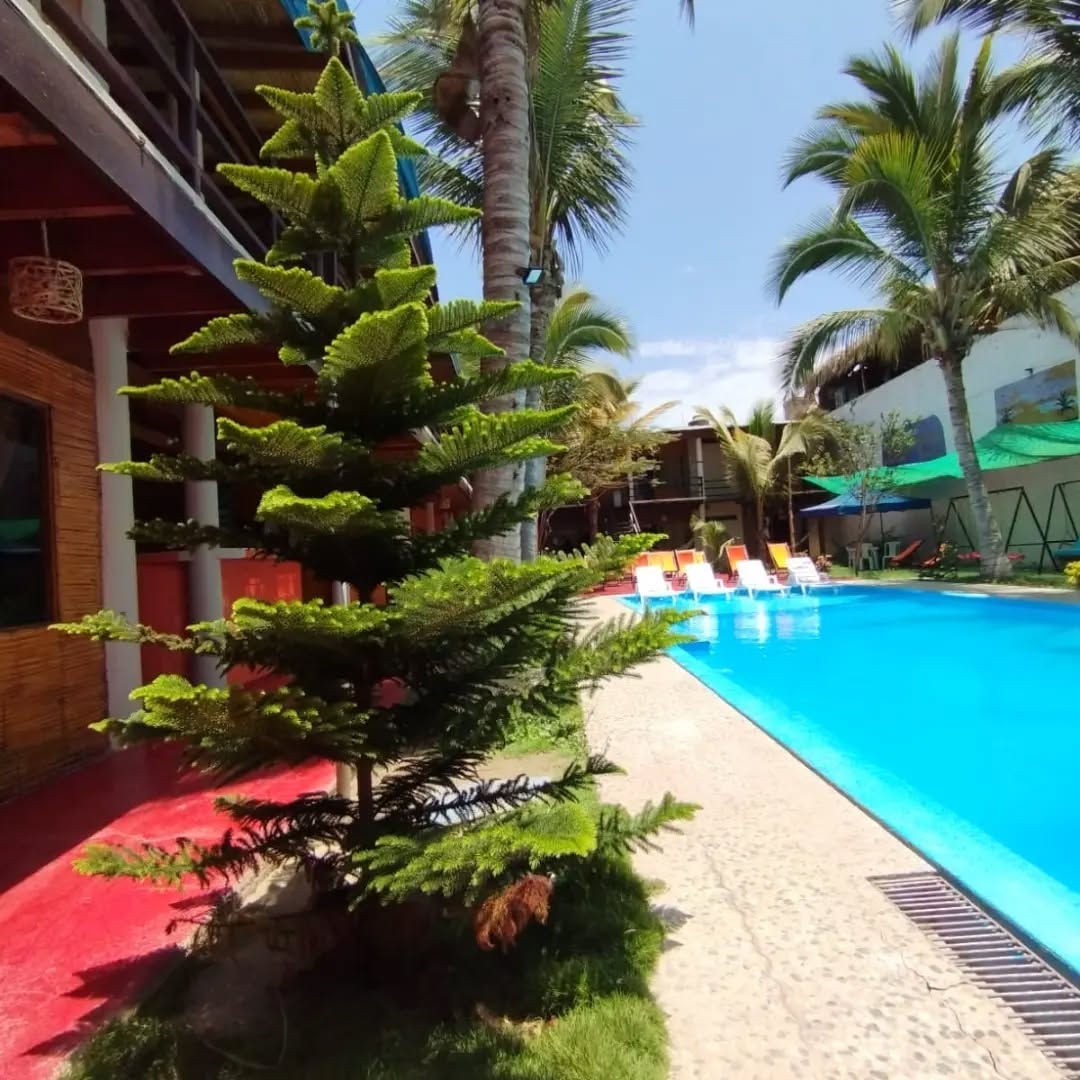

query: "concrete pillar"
xmin=331 ymin=579 xmax=355 ymax=796
xmin=183 ymin=405 xmax=224 ymax=687
xmin=335 ymin=763 xmax=358 ymax=799
xmin=91 ymin=317 xmax=141 ymax=718
xmin=694 ymin=436 xmax=707 ymax=521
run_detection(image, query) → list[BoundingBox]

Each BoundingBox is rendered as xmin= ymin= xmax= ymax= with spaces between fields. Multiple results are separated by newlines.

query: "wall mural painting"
xmin=994 ymin=360 xmax=1078 ymax=426
xmin=884 ymin=414 xmax=947 ymax=466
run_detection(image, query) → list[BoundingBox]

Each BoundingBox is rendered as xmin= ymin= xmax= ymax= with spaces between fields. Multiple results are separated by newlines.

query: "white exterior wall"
xmin=825 ymin=284 xmax=1080 ymax=564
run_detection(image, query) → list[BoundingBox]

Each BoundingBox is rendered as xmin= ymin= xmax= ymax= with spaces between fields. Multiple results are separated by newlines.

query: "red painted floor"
xmin=0 ymin=746 xmax=333 ymax=1079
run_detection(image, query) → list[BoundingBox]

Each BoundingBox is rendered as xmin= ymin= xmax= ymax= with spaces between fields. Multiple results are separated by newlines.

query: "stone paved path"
xmin=586 ymin=597 xmax=1058 ymax=1080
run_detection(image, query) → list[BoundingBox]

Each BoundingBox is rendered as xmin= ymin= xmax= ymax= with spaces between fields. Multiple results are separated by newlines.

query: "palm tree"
xmin=539 ymin=286 xmax=634 ymax=406
xmin=690 ymin=515 xmax=729 ymax=569
xmin=897 ymin=1 xmax=1080 ymax=141
xmin=382 ymin=0 xmax=637 ymax=559
xmin=693 ymin=401 xmax=833 ymax=555
xmin=773 ymin=36 xmax=1080 ymax=579
xmin=382 ymin=0 xmax=691 ymax=560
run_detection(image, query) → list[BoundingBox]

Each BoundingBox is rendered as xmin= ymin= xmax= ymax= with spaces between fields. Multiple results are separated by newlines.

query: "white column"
xmin=331 ymin=579 xmax=354 ymax=796
xmin=91 ymin=317 xmax=141 ymax=718
xmin=183 ymin=405 xmax=224 ymax=687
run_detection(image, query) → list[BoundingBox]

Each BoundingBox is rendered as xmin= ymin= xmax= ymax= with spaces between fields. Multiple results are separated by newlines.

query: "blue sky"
xmin=351 ymin=1 xmax=1026 ymax=425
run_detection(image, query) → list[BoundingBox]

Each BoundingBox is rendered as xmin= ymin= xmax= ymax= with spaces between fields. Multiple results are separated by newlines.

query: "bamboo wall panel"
xmin=0 ymin=330 xmax=105 ymax=798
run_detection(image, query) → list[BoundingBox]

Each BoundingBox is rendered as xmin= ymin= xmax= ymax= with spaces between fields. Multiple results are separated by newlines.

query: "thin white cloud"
xmin=630 ymin=337 xmax=784 ymax=427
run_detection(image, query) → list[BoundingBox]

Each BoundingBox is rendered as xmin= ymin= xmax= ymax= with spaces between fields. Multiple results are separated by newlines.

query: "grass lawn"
xmin=61 ymin=705 xmax=674 ymax=1080
xmin=829 ymin=564 xmax=1071 ymax=589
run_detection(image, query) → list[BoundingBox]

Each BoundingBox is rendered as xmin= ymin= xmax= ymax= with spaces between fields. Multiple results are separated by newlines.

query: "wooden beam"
xmin=0 ymin=146 xmax=132 ymax=220
xmin=190 ymin=23 xmax=303 ymax=50
xmin=0 ymin=205 xmax=133 ymax=222
xmin=128 ymin=316 xmax=215 ymax=352
xmin=0 ymin=219 xmax=188 ymax=275
xmin=145 ymin=350 xmax=280 ymax=373
xmin=115 ymin=44 xmax=325 ymax=74
xmin=0 ymin=113 xmax=56 ymax=148
xmin=82 ymin=274 xmax=236 ymax=319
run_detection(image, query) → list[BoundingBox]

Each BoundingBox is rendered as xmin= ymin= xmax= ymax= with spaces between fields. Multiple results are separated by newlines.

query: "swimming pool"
xmin=627 ymin=585 xmax=1080 ymax=975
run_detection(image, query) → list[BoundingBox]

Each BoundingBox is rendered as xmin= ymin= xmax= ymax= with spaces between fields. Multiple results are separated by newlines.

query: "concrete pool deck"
xmin=586 ymin=595 xmax=1060 ymax=1079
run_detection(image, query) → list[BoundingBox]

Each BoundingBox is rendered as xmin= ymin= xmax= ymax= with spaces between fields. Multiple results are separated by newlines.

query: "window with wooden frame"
xmin=0 ymin=394 xmax=51 ymax=628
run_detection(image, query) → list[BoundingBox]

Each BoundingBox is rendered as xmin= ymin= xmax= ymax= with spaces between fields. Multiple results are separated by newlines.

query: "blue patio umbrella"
xmin=802 ymin=490 xmax=933 ymax=565
xmin=801 ymin=491 xmax=931 ymax=516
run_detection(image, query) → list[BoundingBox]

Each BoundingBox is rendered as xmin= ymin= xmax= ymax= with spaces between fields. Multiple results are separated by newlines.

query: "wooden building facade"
xmin=0 ymin=0 xmax=448 ymax=798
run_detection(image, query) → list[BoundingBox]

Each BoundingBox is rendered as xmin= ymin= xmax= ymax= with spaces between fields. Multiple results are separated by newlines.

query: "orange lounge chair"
xmin=647 ymin=550 xmax=679 ymax=576
xmin=675 ymin=549 xmax=704 ymax=571
xmin=725 ymin=543 xmax=749 ymax=574
xmin=767 ymin=542 xmax=792 ymax=572
xmin=888 ymin=540 xmax=922 ymax=567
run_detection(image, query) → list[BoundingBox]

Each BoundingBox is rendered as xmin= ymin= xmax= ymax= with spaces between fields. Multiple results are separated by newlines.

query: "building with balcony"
xmin=0 ymin=0 xmax=452 ymax=798
xmin=548 ymin=420 xmax=824 ymax=555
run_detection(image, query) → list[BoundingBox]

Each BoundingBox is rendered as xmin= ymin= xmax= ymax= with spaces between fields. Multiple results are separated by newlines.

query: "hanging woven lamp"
xmin=8 ymin=221 xmax=83 ymax=324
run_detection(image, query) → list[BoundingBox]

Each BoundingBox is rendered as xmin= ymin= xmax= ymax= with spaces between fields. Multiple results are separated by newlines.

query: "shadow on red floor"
xmin=0 ymin=745 xmax=334 ymax=1079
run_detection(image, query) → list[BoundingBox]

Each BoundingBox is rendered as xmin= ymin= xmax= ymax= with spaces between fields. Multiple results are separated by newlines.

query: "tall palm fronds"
xmin=897 ymin=1 xmax=1080 ymax=141
xmin=540 ymin=286 xmax=634 ymax=407
xmin=693 ymin=402 xmax=832 ymax=552
xmin=379 ymin=0 xmax=635 ymax=270
xmin=380 ymin=0 xmax=688 ymax=560
xmin=690 ymin=516 xmax=729 ymax=569
xmin=774 ymin=35 xmax=1080 ymax=577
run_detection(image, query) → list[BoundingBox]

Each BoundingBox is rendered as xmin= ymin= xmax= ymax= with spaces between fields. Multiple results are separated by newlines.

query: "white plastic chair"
xmin=786 ymin=556 xmax=834 ymax=594
xmin=684 ymin=561 xmax=733 ymax=601
xmin=634 ymin=565 xmax=677 ymax=608
xmin=735 ymin=559 xmax=788 ymax=598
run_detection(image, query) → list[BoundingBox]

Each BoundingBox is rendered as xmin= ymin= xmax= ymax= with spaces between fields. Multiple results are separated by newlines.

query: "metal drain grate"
xmin=874 ymin=871 xmax=1080 ymax=1075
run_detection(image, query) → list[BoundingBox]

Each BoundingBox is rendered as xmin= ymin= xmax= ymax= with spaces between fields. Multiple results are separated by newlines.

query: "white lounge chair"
xmin=786 ymin=555 xmax=834 ymax=594
xmin=634 ymin=565 xmax=678 ymax=608
xmin=735 ymin=559 xmax=788 ymax=598
xmin=684 ymin=561 xmax=733 ymax=601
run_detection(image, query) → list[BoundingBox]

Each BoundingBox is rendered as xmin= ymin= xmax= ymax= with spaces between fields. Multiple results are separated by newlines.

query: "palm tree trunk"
xmin=520 ymin=253 xmax=561 ymax=560
xmin=787 ymin=458 xmax=796 ymax=548
xmin=939 ymin=353 xmax=1010 ymax=579
xmin=471 ymin=0 xmax=532 ymax=561
xmin=587 ymin=498 xmax=600 ymax=542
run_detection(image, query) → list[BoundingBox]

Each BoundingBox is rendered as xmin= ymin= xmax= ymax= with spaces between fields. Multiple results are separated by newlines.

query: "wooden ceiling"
xmin=0 ymin=0 xmax=444 ymax=393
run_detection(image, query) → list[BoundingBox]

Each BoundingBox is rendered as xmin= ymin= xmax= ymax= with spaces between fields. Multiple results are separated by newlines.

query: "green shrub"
xmin=1065 ymin=561 xmax=1080 ymax=588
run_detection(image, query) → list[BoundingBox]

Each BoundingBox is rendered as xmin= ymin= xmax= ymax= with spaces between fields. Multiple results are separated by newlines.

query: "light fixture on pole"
xmin=518 ymin=266 xmax=544 ymax=286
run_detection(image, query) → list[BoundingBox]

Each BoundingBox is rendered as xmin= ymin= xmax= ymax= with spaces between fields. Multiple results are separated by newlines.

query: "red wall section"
xmin=220 ymin=555 xmax=302 ymax=688
xmin=136 ymin=553 xmax=189 ymax=682
xmin=136 ymin=553 xmax=302 ymax=688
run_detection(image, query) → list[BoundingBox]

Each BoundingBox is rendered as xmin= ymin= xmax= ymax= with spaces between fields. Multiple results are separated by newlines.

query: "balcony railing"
xmin=629 ymin=475 xmax=739 ymax=502
xmin=42 ymin=0 xmax=276 ymax=258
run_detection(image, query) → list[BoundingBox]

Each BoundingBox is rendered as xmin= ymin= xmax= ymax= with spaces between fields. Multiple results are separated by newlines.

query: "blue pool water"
xmin=628 ymin=585 xmax=1080 ymax=973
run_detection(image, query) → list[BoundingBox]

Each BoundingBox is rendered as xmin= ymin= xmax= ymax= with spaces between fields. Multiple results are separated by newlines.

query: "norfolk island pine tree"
xmin=55 ymin=5 xmax=695 ymax=957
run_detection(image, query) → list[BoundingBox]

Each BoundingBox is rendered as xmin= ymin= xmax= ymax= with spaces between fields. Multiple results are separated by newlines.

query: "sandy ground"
xmin=585 ymin=595 xmax=1059 ymax=1080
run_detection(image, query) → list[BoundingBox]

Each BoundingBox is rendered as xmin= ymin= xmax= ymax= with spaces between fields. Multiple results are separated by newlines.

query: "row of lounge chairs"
xmin=634 ymin=555 xmax=835 ymax=606
xmin=633 ymin=542 xmax=793 ymax=579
